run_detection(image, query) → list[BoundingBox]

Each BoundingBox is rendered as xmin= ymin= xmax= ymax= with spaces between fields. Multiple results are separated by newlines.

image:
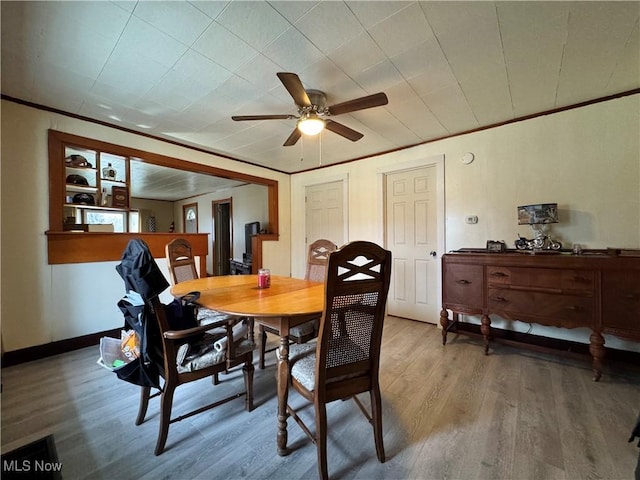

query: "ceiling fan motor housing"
xmin=299 ymin=89 xmax=328 ymax=116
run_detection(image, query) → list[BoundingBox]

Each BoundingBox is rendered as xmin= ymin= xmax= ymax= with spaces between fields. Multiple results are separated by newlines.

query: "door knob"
xmin=430 ymin=251 xmax=437 ymax=257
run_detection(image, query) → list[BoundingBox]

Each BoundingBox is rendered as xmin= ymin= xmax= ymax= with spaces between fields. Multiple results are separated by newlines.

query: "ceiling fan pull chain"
xmin=319 ymin=132 xmax=322 ymax=167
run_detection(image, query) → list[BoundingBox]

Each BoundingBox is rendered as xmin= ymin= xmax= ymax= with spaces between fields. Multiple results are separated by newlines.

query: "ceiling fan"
xmin=231 ymin=72 xmax=388 ymax=147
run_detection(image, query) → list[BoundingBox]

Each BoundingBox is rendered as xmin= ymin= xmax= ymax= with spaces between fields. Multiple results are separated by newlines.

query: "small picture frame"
xmin=111 ymin=186 xmax=129 ymax=208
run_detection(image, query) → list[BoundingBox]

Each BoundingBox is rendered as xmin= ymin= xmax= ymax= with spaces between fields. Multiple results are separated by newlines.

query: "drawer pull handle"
xmin=456 ymin=279 xmax=471 ymax=285
xmin=566 ymin=305 xmax=582 ymax=312
xmin=624 ymin=293 xmax=638 ymax=300
xmin=491 ymin=272 xmax=507 ymax=277
xmin=493 ymin=296 xmax=507 ymax=302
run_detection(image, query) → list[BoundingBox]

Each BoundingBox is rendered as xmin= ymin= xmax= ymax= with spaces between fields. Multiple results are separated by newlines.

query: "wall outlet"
xmin=465 ymin=215 xmax=478 ymax=224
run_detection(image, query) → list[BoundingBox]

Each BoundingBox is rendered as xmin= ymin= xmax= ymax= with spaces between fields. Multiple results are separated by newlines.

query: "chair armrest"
xmin=164 ymin=315 xmax=241 ymax=340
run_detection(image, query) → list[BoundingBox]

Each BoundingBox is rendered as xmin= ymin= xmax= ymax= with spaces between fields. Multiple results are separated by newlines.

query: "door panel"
xmin=305 ymin=181 xmax=345 ymax=248
xmin=385 ymin=166 xmax=439 ymax=323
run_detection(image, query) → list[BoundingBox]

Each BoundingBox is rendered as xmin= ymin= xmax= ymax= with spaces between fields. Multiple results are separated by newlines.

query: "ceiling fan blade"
xmin=232 ymin=114 xmax=293 ymax=121
xmin=283 ymin=128 xmax=302 ymax=147
xmin=277 ymin=72 xmax=311 ymax=107
xmin=325 ymin=120 xmax=364 ymax=142
xmin=327 ymin=92 xmax=388 ymax=116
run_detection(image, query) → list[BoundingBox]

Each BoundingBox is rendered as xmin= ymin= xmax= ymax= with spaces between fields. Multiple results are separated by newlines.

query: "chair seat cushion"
xmin=288 ymin=342 xmax=317 ymax=390
xmin=289 ymin=340 xmax=366 ymax=392
xmin=261 ymin=319 xmax=316 ymax=338
xmin=177 ymin=334 xmax=255 ymax=373
xmin=197 ymin=308 xmax=233 ymax=324
xmin=290 ymin=319 xmax=315 ymax=337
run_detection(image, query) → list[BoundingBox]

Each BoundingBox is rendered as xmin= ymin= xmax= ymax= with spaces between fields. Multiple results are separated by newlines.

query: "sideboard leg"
xmin=480 ymin=315 xmax=491 ymax=355
xmin=440 ymin=308 xmax=450 ymax=345
xmin=589 ymin=331 xmax=605 ymax=382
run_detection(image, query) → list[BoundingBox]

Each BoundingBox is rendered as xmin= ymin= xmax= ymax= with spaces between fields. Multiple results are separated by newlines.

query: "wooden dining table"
xmin=170 ymin=274 xmax=324 ymax=456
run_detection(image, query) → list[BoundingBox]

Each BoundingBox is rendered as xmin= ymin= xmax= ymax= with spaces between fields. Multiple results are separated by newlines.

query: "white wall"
xmin=291 ymin=95 xmax=640 ymax=351
xmin=0 ymin=100 xmax=291 ymax=352
xmin=1 ymin=96 xmax=638 ymax=354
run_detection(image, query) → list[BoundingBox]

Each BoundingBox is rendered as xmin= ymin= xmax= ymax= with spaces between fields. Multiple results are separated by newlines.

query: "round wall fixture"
xmin=461 ymin=152 xmax=474 ymax=165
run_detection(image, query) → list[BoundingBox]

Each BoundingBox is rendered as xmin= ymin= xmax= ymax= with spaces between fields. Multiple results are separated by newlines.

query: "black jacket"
xmin=115 ymin=239 xmax=169 ymax=388
xmin=116 ymin=238 xmax=169 ymax=301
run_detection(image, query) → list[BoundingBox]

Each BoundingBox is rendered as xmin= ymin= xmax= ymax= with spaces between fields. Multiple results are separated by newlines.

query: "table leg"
xmin=276 ymin=333 xmax=290 ymax=456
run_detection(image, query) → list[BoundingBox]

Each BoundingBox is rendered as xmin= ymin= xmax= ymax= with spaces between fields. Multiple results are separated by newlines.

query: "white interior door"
xmin=385 ymin=166 xmax=440 ymax=323
xmin=305 ymin=181 xmax=345 ymax=248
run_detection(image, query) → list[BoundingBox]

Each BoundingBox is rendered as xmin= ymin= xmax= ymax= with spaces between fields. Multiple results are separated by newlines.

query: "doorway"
xmin=305 ymin=180 xmax=346 ymax=249
xmin=212 ymin=198 xmax=232 ymax=276
xmin=384 ymin=163 xmax=443 ymax=323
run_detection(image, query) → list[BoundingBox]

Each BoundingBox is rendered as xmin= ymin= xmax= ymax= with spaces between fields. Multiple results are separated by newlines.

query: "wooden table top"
xmin=170 ymin=275 xmax=325 ymax=318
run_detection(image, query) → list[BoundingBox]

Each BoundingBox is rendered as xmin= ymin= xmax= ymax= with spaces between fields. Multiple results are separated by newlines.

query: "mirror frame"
xmin=47 ymin=129 xmax=279 ymax=265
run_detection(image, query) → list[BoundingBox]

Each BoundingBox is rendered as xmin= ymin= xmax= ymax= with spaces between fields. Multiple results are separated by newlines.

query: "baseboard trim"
xmin=1 ymin=328 xmax=120 ymax=367
xmin=4 ymin=322 xmax=639 ymax=370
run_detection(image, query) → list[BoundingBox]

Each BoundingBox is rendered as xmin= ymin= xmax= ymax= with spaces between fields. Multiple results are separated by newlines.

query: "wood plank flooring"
xmin=2 ymin=316 xmax=639 ymax=479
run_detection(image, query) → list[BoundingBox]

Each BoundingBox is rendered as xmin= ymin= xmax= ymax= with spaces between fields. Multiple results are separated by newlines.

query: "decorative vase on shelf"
xmin=102 ymin=163 xmax=117 ymax=181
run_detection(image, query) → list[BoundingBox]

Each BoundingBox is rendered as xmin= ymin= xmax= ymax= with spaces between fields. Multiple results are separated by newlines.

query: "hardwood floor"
xmin=2 ymin=316 xmax=639 ymax=479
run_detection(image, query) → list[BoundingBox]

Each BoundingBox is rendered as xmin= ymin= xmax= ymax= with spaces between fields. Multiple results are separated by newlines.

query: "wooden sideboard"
xmin=440 ymin=250 xmax=640 ymax=381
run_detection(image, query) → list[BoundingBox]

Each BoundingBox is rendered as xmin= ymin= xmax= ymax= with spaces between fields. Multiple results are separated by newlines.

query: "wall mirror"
xmin=48 ymin=130 xmax=279 ymax=267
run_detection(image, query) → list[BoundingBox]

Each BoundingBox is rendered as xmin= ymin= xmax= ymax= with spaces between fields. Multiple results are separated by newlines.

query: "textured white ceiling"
xmin=2 ymin=0 xmax=639 ymax=177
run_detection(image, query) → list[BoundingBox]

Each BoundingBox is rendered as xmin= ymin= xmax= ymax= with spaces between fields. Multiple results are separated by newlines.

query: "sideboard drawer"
xmin=488 ymin=287 xmax=594 ymax=328
xmin=486 ymin=266 xmax=594 ymax=292
xmin=559 ymin=270 xmax=594 ymax=291
xmin=602 ymin=271 xmax=640 ymax=337
xmin=443 ymin=263 xmax=484 ymax=309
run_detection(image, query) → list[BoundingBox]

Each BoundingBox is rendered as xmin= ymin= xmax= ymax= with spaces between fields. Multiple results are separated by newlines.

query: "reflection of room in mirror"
xmin=183 ymin=203 xmax=198 ymax=233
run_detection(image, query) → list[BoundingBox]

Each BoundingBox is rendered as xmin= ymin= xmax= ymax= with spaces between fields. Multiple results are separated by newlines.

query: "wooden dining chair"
xmin=165 ymin=238 xmax=201 ymax=285
xmin=135 ymin=294 xmax=255 ymax=456
xmin=165 ymin=238 xmax=238 ymax=384
xmin=257 ymin=239 xmax=337 ymax=369
xmin=165 ymin=238 xmax=231 ymax=322
xmin=285 ymin=241 xmax=392 ymax=480
xmin=118 ymin=239 xmax=255 ymax=456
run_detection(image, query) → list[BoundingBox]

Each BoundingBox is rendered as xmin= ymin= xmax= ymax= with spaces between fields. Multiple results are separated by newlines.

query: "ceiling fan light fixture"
xmin=297 ymin=114 xmax=325 ymax=136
